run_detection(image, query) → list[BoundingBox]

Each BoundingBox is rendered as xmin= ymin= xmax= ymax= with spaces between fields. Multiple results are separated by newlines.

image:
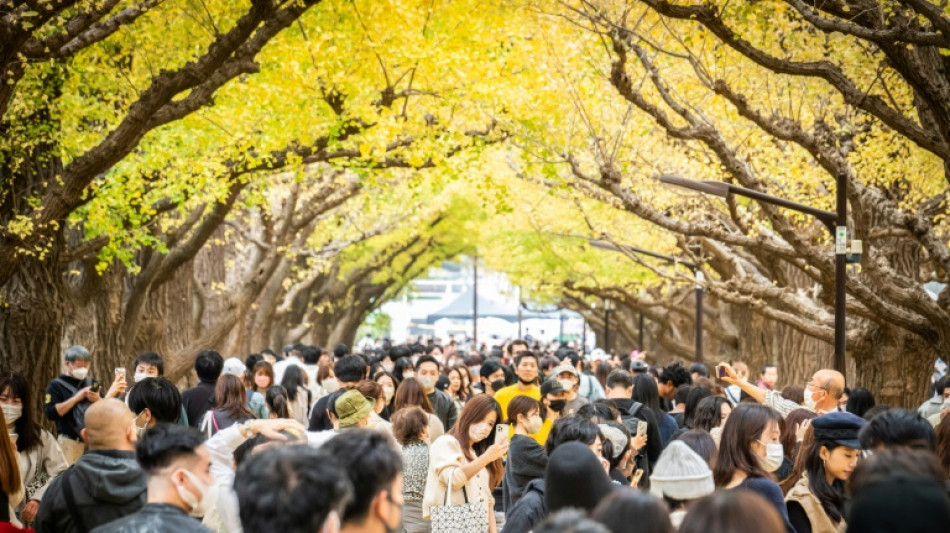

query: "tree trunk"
xmin=852 ymin=324 xmax=936 ymax=408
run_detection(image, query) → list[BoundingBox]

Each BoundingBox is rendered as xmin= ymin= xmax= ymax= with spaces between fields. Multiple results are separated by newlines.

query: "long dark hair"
xmin=0 ymin=371 xmax=41 ymax=452
xmin=714 ymin=403 xmax=782 ymax=487
xmin=632 ymin=374 xmax=663 ymax=415
xmin=934 ymin=414 xmax=950 ymax=479
xmin=265 ymin=386 xmax=290 ymax=419
xmin=215 ymin=374 xmax=254 ymax=420
xmin=448 ymin=394 xmax=503 ymax=488
xmin=803 ymin=439 xmax=848 ymax=522
xmin=686 ymin=392 xmax=720 ymax=431
xmin=393 ymin=377 xmax=433 ymax=414
xmin=280 ymin=365 xmax=306 ymax=403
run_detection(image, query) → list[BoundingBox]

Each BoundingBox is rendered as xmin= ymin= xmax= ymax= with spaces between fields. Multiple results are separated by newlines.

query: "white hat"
xmin=552 ymin=364 xmax=579 ymax=379
xmin=590 ymin=348 xmax=608 ymax=362
xmin=649 ymin=441 xmax=714 ymax=501
xmin=598 ymin=424 xmax=629 ymax=460
xmin=222 ymin=357 xmax=246 ymax=377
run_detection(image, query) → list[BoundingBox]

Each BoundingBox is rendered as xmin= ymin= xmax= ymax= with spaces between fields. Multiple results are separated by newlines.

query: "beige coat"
xmin=785 ymin=474 xmax=846 ymax=533
xmin=421 ymin=435 xmax=493 ymax=521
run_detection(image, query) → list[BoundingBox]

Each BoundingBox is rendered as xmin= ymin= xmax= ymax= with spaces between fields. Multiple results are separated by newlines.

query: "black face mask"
xmin=548 ymin=400 xmax=566 ymax=413
xmin=491 ymin=379 xmax=507 ymax=392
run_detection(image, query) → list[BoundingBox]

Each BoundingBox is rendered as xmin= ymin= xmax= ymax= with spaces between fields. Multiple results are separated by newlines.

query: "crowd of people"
xmin=1 ymin=339 xmax=950 ymax=533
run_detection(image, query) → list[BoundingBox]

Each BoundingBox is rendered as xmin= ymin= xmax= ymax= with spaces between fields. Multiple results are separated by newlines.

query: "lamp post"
xmin=589 ymin=240 xmax=704 ymax=363
xmin=659 ymin=174 xmax=847 ymax=376
xmin=603 ymin=298 xmax=614 ymax=353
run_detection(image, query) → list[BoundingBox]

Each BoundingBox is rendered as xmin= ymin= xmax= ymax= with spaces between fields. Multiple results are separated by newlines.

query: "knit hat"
xmin=545 ymin=441 xmax=615 ymax=513
xmin=649 ymin=441 xmax=714 ymax=501
xmin=222 ymin=357 xmax=246 ymax=377
xmin=598 ymin=424 xmax=629 ymax=460
xmin=335 ymin=389 xmax=373 ymax=427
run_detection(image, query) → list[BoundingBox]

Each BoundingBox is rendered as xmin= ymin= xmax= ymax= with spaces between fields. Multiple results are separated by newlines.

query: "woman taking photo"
xmin=714 ymin=403 xmax=794 ymax=532
xmin=785 ymin=412 xmax=866 ymax=533
xmin=1 ymin=372 xmax=66 ymax=526
xmin=503 ymin=396 xmax=547 ymax=512
xmin=422 ymin=395 xmax=508 ymax=533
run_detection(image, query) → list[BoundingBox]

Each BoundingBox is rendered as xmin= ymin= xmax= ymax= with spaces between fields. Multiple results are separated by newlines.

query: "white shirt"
xmin=272 ymin=356 xmax=307 ymax=385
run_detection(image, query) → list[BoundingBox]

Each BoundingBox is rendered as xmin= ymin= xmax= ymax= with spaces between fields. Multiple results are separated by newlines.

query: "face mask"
xmin=548 ymin=400 xmax=566 ymax=413
xmin=383 ymin=386 xmax=395 ymax=403
xmin=134 ymin=372 xmax=150 ymax=383
xmin=322 ymin=378 xmax=340 ymax=393
xmin=469 ymin=366 xmax=481 ymax=379
xmin=254 ymin=375 xmax=270 ymax=389
xmin=176 ymin=469 xmax=212 ymax=517
xmin=2 ymin=404 xmax=22 ymax=425
xmin=382 ymin=363 xmax=394 ymax=373
xmin=71 ymin=367 xmax=89 ymax=380
xmin=490 ymin=379 xmax=506 ymax=392
xmin=558 ymin=378 xmax=576 ymax=391
xmin=758 ymin=441 xmax=784 ymax=472
xmin=403 ymin=371 xmax=415 ymax=380
xmin=411 ymin=355 xmax=420 ymax=366
xmin=134 ymin=412 xmax=150 ymax=438
xmin=468 ymin=422 xmax=492 ymax=442
xmin=524 ymin=415 xmax=543 ymax=435
xmin=419 ymin=376 xmax=438 ymax=390
xmin=803 ymin=386 xmax=819 ymax=411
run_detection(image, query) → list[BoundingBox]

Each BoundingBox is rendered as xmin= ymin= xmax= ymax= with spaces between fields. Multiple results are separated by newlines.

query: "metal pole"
xmin=581 ymin=319 xmax=587 ymax=354
xmin=559 ymin=312 xmax=565 ymax=342
xmin=834 ymin=174 xmax=847 ymax=377
xmin=517 ymin=290 xmax=523 ymax=339
xmin=695 ymin=271 xmax=704 ymax=363
xmin=638 ymin=312 xmax=644 ymax=351
xmin=604 ymin=306 xmax=610 ymax=352
xmin=473 ymin=259 xmax=478 ymax=347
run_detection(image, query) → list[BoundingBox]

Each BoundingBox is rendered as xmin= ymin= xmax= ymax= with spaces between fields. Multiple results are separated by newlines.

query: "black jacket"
xmin=90 ymin=503 xmax=214 ymax=533
xmin=181 ymin=381 xmax=216 ymax=429
xmin=427 ymin=390 xmax=458 ymax=430
xmin=610 ymin=398 xmax=663 ymax=465
xmin=501 ymin=479 xmax=546 ymax=533
xmin=502 ymin=435 xmax=547 ymax=514
xmin=34 ymin=450 xmax=146 ymax=533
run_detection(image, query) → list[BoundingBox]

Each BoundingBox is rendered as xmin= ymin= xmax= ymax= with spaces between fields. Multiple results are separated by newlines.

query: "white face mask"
xmin=2 ymin=404 xmax=22 ymax=425
xmin=383 ymin=386 xmax=395 ymax=403
xmin=803 ymin=386 xmax=819 ymax=411
xmin=758 ymin=441 xmax=784 ymax=472
xmin=382 ymin=363 xmax=394 ymax=373
xmin=419 ymin=376 xmax=438 ymax=391
xmin=71 ymin=367 xmax=89 ymax=380
xmin=134 ymin=412 xmax=150 ymax=438
xmin=322 ymin=378 xmax=340 ymax=393
xmin=468 ymin=422 xmax=492 ymax=442
xmin=558 ymin=378 xmax=576 ymax=391
xmin=134 ymin=372 xmax=150 ymax=383
xmin=524 ymin=415 xmax=543 ymax=435
xmin=176 ymin=469 xmax=212 ymax=517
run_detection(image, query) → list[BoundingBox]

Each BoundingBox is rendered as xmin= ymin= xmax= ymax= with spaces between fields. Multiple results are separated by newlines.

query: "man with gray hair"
xmin=45 ymin=345 xmax=127 ymax=464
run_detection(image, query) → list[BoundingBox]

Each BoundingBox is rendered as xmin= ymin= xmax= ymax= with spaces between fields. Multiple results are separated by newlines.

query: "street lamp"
xmin=659 ymin=173 xmax=847 ymax=376
xmin=603 ymin=298 xmax=614 ymax=354
xmin=589 ymin=240 xmax=704 ymax=363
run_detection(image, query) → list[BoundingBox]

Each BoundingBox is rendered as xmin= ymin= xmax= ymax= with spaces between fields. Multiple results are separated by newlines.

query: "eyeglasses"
xmin=807 ymin=381 xmax=830 ymax=392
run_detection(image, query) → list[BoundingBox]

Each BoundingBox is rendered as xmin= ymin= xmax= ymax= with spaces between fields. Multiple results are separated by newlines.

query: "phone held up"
xmin=495 ymin=424 xmax=509 ymax=446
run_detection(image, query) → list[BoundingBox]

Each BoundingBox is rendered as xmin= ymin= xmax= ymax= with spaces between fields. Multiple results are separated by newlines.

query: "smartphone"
xmin=717 ymin=365 xmax=727 ymax=378
xmin=495 ymin=424 xmax=509 ymax=446
xmin=114 ymin=367 xmax=126 ymax=380
xmin=631 ymin=468 xmax=644 ymax=486
xmin=636 ymin=420 xmax=648 ymax=438
xmin=90 ymin=382 xmax=101 ymax=393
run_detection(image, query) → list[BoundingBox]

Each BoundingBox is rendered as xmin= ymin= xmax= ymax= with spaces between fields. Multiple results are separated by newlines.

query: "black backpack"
xmin=619 ymin=400 xmax=652 ymax=487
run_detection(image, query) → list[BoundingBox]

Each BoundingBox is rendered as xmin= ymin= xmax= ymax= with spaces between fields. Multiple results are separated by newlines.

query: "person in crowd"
xmin=392 ymin=407 xmax=429 ymax=533
xmin=784 ymin=412 xmax=865 ymax=533
xmin=502 ymin=417 xmax=605 ymax=533
xmin=503 ymin=396 xmax=547 ymax=513
xmin=688 ymin=363 xmax=709 ymax=383
xmin=126 ymin=352 xmax=164 ymax=398
xmin=393 ymin=378 xmax=444 ymax=443
xmin=445 ymin=367 xmax=468 ymax=412
xmin=633 ymin=374 xmax=678 ymax=447
xmin=605 ymin=370 xmax=662 ymax=479
xmin=1 ymin=371 xmax=68 ymax=526
xmin=837 ymin=388 xmax=850 ymax=412
xmin=630 ymin=360 xmax=650 ymax=377
xmin=592 ymin=490 xmax=673 ymax=533
xmin=594 ymin=361 xmax=612 ymax=392
xmin=90 ymin=424 xmax=214 ymax=533
xmin=265 ymin=385 xmax=291 ymax=419
xmin=656 ymin=362 xmax=692 ymax=406
xmin=845 ymin=448 xmax=950 ymax=533
xmin=552 ymin=364 xmax=588 ymax=416
xmin=280 ymin=366 xmax=311 ymax=426
xmin=353 ymin=380 xmax=391 ymax=435
xmin=925 ymin=378 xmax=950 ymax=426
xmin=415 ymin=356 xmax=458 ymax=430
xmin=336 ymin=390 xmax=374 ymax=431
xmin=718 ymin=363 xmax=844 ymax=417
xmin=918 ymin=375 xmax=948 ymax=419
xmin=45 ymin=345 xmax=126 ymax=464
xmin=422 ymin=395 xmax=507 ymax=533
xmin=202 ymin=375 xmax=254 ymax=437
xmin=455 ymin=366 xmax=475 ymax=401
xmin=544 ymin=441 xmax=615 ymax=517
xmin=757 ymin=364 xmax=779 ymax=391
xmin=310 ymin=356 xmax=366 ymax=431
xmin=394 ymin=357 xmax=415 ymax=383
xmin=559 ymin=351 xmax=606 ymax=402
xmin=315 ymin=364 xmax=341 ymax=400
xmin=681 ymin=387 xmax=713 ymax=430
xmin=182 ymin=351 xmax=224 ymax=430
xmin=374 ymin=372 xmax=397 ymax=421
xmin=690 ymin=396 xmax=731 ymax=436
xmin=478 ymin=360 xmax=507 ymax=397
xmin=0 ymin=406 xmax=23 ymax=527
xmin=598 ymin=421 xmax=636 ymax=485
xmin=724 ymin=361 xmax=749 ymax=405
xmin=536 ymin=508 xmax=609 ymax=533
xmin=776 ymin=409 xmax=817 ymax=484
xmin=669 ymin=385 xmax=692 ymax=428
xmin=506 ymin=340 xmax=529 ymax=362
xmin=678 ymin=490 xmax=786 ymax=533
xmin=234 ymin=445 xmax=351 ymax=533
xmin=714 ymin=403 xmax=794 ymax=532
xmin=857 ymin=408 xmax=936 ymax=451
xmin=843 ymin=388 xmax=874 ymax=418
xmin=250 ymin=361 xmax=275 ymax=395
xmin=128 ymin=377 xmax=185 ymax=435
xmin=299 ymin=345 xmax=323 ymax=397
xmin=673 ymin=429 xmax=717 ymax=468
xmin=221 ymin=357 xmax=266 ymax=421
xmin=272 ymin=344 xmax=307 ymax=385
xmin=649 ymin=440 xmax=715 ymax=529
xmin=936 ymin=414 xmax=950 ymax=478
xmin=493 ymin=351 xmax=541 ymax=419
xmin=321 ymin=429 xmax=404 ymax=533
xmin=781 ymin=386 xmax=805 ymax=407
xmin=35 ymin=400 xmax=146 ymax=533
xmin=260 ymin=350 xmax=278 ymax=366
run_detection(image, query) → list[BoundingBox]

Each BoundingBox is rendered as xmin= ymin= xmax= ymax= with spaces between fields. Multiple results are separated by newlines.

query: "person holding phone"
xmin=503 ymin=396 xmax=547 ymax=514
xmin=423 ymin=395 xmax=508 ymax=533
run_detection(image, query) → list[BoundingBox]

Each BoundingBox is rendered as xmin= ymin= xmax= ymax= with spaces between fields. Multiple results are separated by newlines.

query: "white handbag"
xmin=429 ymin=467 xmax=488 ymax=533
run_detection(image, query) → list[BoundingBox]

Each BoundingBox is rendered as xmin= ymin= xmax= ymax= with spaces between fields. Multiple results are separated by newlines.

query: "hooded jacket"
xmin=500 ymin=479 xmax=545 ymax=533
xmin=33 ymin=450 xmax=146 ymax=533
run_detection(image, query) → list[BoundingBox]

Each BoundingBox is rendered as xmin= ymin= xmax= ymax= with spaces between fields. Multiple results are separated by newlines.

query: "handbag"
xmin=429 ymin=467 xmax=488 ymax=533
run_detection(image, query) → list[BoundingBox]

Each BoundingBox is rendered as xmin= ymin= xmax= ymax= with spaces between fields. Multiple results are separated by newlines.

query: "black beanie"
xmin=846 ymin=476 xmax=950 ymax=533
xmin=544 ymin=441 xmax=615 ymax=513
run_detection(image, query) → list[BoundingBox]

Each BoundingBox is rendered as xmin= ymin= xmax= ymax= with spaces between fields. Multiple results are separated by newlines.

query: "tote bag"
xmin=429 ymin=468 xmax=488 ymax=533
